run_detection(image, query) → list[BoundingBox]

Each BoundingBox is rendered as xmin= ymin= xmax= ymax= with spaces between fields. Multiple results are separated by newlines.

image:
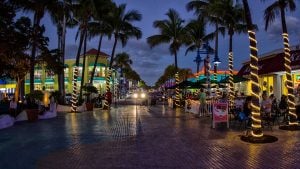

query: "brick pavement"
xmin=36 ymin=105 xmax=300 ymax=169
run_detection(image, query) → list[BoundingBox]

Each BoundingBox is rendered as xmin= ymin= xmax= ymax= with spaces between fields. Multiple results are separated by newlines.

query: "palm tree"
xmin=70 ymin=0 xmax=96 ymax=112
xmin=88 ymin=0 xmax=114 ymax=83
xmin=11 ymin=0 xmax=62 ymax=93
xmin=113 ymin=53 xmax=133 ymax=96
xmin=185 ymin=19 xmax=209 ymax=73
xmin=51 ymin=0 xmax=74 ymax=101
xmin=187 ymin=0 xmax=225 ymax=97
xmin=147 ymin=9 xmax=188 ymax=108
xmin=220 ymin=0 xmax=248 ymax=107
xmin=242 ymin=0 xmax=263 ymax=137
xmin=102 ymin=4 xmax=142 ymax=110
xmin=262 ymin=0 xmax=298 ymax=125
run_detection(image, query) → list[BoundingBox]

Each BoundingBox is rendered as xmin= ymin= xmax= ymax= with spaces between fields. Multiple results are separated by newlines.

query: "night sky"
xmin=24 ymin=0 xmax=300 ymax=86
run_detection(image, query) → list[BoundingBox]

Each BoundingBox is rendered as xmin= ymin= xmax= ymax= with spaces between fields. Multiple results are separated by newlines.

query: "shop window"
xmin=34 ymin=69 xmax=42 ymax=79
xmin=45 ymin=84 xmax=54 ymax=91
xmin=46 ymin=70 xmax=55 ymax=79
xmin=64 ymin=68 xmax=69 ymax=78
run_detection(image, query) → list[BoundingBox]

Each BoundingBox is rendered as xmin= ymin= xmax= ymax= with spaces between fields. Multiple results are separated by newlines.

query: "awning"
xmin=93 ymin=77 xmax=106 ymax=81
xmin=72 ymin=63 xmax=83 ymax=67
xmin=25 ymin=79 xmax=42 ymax=84
xmin=89 ymin=63 xmax=106 ymax=67
xmin=45 ymin=78 xmax=54 ymax=84
xmin=219 ymin=75 xmax=249 ymax=83
xmin=238 ymin=50 xmax=300 ymax=77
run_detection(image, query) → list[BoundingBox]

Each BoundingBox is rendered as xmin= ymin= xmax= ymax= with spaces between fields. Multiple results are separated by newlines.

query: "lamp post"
xmin=202 ymin=42 xmax=214 ymax=96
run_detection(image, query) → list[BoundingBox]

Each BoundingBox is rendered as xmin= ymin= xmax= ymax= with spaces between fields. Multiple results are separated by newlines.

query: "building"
xmin=237 ymin=46 xmax=300 ymax=100
xmin=0 ymin=48 xmax=111 ymax=96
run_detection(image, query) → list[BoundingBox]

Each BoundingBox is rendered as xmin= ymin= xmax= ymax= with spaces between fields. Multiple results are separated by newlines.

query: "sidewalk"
xmin=0 ymin=105 xmax=299 ymax=169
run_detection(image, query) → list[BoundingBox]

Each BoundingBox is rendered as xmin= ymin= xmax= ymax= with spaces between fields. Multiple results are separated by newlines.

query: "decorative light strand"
xmin=103 ymin=68 xmax=111 ymax=110
xmin=282 ymin=33 xmax=298 ymax=125
xmin=175 ymin=72 xmax=180 ymax=108
xmin=71 ymin=66 xmax=78 ymax=112
xmin=214 ymin=64 xmax=220 ymax=98
xmin=228 ymin=52 xmax=234 ymax=107
xmin=248 ymin=30 xmax=263 ymax=138
xmin=206 ymin=55 xmax=211 ymax=96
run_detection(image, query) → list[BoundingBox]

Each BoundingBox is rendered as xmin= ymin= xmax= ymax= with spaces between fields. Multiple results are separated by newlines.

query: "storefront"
xmin=237 ymin=48 xmax=300 ymax=100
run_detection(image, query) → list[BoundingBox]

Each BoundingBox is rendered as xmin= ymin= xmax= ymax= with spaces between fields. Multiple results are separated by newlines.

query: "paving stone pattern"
xmin=1 ymin=105 xmax=300 ymax=169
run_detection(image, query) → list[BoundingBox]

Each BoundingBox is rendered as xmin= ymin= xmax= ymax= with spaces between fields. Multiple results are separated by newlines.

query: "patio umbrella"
xmin=196 ymin=78 xmax=219 ymax=84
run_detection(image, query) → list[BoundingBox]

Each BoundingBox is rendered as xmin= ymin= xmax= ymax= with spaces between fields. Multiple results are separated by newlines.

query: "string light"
xmin=282 ymin=33 xmax=298 ymax=125
xmin=248 ymin=30 xmax=263 ymax=138
xmin=228 ymin=52 xmax=234 ymax=107
xmin=71 ymin=66 xmax=78 ymax=112
xmin=214 ymin=64 xmax=220 ymax=98
xmin=175 ymin=72 xmax=180 ymax=107
xmin=103 ymin=69 xmax=111 ymax=110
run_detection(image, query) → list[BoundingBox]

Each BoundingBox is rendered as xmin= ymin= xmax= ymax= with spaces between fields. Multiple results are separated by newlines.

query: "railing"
xmin=185 ymin=98 xmax=219 ymax=117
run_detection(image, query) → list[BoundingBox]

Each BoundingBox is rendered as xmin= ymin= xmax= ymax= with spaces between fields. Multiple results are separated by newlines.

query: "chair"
xmin=238 ymin=112 xmax=249 ymax=129
xmin=261 ymin=112 xmax=273 ymax=131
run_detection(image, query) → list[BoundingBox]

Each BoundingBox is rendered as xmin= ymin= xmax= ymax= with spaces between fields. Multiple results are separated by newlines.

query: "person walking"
xmin=198 ymin=88 xmax=207 ymax=116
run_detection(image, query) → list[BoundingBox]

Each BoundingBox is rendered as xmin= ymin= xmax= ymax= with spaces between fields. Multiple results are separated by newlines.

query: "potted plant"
xmin=25 ymin=90 xmax=43 ymax=122
xmin=82 ymin=85 xmax=98 ymax=111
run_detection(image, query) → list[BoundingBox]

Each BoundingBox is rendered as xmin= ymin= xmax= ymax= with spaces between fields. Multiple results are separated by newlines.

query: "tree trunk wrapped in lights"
xmin=175 ymin=72 xmax=180 ymax=107
xmin=248 ymin=30 xmax=263 ymax=137
xmin=282 ymin=33 xmax=298 ymax=125
xmin=213 ymin=64 xmax=220 ymax=98
xmin=242 ymin=0 xmax=263 ymax=138
xmin=103 ymin=68 xmax=112 ymax=110
xmin=71 ymin=66 xmax=79 ymax=112
xmin=228 ymin=51 xmax=234 ymax=107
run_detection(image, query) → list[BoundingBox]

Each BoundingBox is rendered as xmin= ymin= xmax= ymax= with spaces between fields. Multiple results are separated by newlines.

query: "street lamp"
xmin=213 ymin=57 xmax=221 ymax=65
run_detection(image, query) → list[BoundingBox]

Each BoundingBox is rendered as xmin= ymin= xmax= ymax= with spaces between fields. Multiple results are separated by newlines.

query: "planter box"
xmin=26 ymin=109 xmax=39 ymax=122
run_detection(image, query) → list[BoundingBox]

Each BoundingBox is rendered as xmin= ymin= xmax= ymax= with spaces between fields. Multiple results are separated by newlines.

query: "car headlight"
xmin=141 ymin=93 xmax=146 ymax=98
xmin=133 ymin=93 xmax=138 ymax=98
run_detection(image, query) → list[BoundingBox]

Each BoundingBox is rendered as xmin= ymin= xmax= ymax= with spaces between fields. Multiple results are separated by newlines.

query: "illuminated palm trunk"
xmin=175 ymin=72 xmax=180 ymax=107
xmin=280 ymin=6 xmax=298 ymax=125
xmin=71 ymin=67 xmax=79 ymax=112
xmin=103 ymin=69 xmax=112 ymax=110
xmin=228 ymin=52 xmax=234 ymax=107
xmin=282 ymin=33 xmax=297 ymax=124
xmin=248 ymin=30 xmax=263 ymax=137
xmin=213 ymin=64 xmax=220 ymax=98
xmin=242 ymin=0 xmax=263 ymax=137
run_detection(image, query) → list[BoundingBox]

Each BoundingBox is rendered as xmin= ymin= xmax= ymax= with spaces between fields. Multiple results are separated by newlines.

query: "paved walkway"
xmin=0 ymin=105 xmax=300 ymax=169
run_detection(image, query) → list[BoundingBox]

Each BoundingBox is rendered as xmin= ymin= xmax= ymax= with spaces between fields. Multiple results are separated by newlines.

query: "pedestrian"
xmin=9 ymin=97 xmax=17 ymax=117
xmin=198 ymin=88 xmax=207 ymax=116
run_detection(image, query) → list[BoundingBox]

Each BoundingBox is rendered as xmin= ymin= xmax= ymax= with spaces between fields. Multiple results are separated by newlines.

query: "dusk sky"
xmin=24 ymin=0 xmax=300 ymax=86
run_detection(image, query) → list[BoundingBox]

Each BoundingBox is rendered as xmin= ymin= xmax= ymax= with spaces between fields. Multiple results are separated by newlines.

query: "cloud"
xmin=267 ymin=16 xmax=300 ymax=41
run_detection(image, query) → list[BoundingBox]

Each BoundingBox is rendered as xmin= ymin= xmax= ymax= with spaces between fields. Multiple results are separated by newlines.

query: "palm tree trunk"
xmin=14 ymin=77 xmax=20 ymax=101
xmin=242 ymin=0 xmax=263 ymax=137
xmin=228 ymin=32 xmax=234 ymax=107
xmin=280 ymin=7 xmax=298 ymax=125
xmin=79 ymin=31 xmax=88 ymax=102
xmin=57 ymin=21 xmax=64 ymax=103
xmin=60 ymin=12 xmax=67 ymax=102
xmin=174 ymin=51 xmax=180 ymax=108
xmin=196 ymin=47 xmax=201 ymax=73
xmin=71 ymin=29 xmax=85 ymax=112
xmin=30 ymin=14 xmax=40 ymax=93
xmin=90 ymin=35 xmax=103 ymax=83
xmin=214 ymin=24 xmax=220 ymax=98
xmin=103 ymin=35 xmax=118 ymax=110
